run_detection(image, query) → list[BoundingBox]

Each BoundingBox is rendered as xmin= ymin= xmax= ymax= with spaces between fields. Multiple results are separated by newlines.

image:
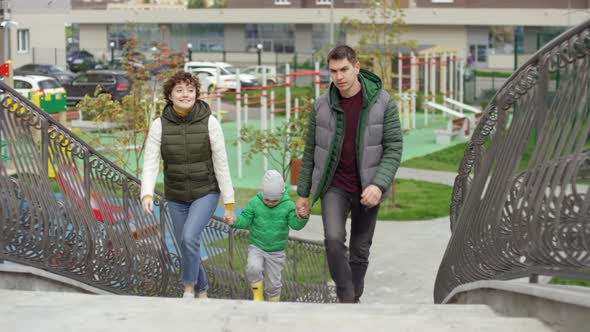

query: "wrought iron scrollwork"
xmin=0 ymin=82 xmax=335 ymax=302
xmin=435 ymin=19 xmax=590 ymax=303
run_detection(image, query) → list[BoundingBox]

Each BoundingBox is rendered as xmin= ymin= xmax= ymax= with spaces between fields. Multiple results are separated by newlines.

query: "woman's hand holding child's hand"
xmin=224 ymin=210 xmax=236 ymax=226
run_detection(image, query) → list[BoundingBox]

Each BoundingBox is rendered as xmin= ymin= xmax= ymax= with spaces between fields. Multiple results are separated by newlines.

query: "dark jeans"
xmin=321 ymin=186 xmax=379 ymax=303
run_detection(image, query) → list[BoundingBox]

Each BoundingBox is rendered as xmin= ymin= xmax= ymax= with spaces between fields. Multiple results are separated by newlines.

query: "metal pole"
xmin=257 ymin=49 xmax=261 ymax=65
xmin=236 ymin=69 xmax=242 ymax=178
xmin=216 ymin=67 xmax=221 ymax=122
xmin=329 ymin=0 xmax=334 ymax=45
xmin=2 ymin=0 xmax=11 ymax=62
xmin=513 ymin=34 xmax=518 ymax=71
xmin=314 ymin=61 xmax=320 ymax=99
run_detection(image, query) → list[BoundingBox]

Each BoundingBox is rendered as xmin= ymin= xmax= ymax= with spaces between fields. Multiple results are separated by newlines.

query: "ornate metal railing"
xmin=435 ymin=20 xmax=590 ymax=303
xmin=0 ymin=82 xmax=335 ymax=302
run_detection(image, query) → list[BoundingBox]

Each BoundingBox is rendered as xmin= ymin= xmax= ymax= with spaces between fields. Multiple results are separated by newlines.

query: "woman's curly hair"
xmin=163 ymin=71 xmax=201 ymax=105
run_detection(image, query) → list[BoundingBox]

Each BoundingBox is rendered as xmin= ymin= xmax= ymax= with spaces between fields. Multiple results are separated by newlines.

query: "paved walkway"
xmin=290 ymin=167 xmax=457 ymax=304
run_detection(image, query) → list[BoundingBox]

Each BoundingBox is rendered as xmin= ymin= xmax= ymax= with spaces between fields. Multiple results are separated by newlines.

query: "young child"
xmin=226 ymin=170 xmax=309 ymax=302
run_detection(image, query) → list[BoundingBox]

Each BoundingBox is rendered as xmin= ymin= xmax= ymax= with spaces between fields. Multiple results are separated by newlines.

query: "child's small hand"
xmin=224 ymin=210 xmax=236 ymax=226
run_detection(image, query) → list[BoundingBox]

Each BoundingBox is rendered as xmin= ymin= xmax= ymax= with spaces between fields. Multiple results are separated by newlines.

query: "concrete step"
xmin=0 ymin=289 xmax=498 ymax=317
xmin=0 ymin=290 xmax=551 ymax=332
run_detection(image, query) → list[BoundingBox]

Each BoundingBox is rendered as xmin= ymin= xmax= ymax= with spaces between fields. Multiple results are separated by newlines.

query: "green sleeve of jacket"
xmin=372 ymin=98 xmax=403 ymax=192
xmin=232 ymin=198 xmax=255 ymax=229
xmin=287 ymin=207 xmax=309 ymax=231
xmin=296 ymin=102 xmax=318 ymax=198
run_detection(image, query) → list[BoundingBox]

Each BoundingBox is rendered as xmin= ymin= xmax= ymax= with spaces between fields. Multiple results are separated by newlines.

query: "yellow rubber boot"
xmin=251 ymin=281 xmax=264 ymax=302
xmin=267 ymin=296 xmax=280 ymax=302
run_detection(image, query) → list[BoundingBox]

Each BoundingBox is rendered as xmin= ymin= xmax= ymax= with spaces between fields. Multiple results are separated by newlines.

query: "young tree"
xmin=341 ymin=0 xmax=415 ymax=91
xmin=238 ymin=99 xmax=312 ymax=181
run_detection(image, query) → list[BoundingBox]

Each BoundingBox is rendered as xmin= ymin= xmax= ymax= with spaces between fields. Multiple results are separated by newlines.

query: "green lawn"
xmin=550 ymin=277 xmax=590 ymax=287
xmin=401 ymin=142 xmax=467 ymax=172
xmin=400 ymin=136 xmax=539 ymax=173
xmin=232 ymin=178 xmax=452 ymax=221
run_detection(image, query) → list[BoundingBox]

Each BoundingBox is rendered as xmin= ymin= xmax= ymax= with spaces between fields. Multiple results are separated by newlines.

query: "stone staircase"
xmin=0 ymin=289 xmax=551 ymax=332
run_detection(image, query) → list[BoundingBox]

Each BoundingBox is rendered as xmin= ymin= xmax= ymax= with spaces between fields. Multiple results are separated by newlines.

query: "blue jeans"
xmin=166 ymin=193 xmax=219 ymax=292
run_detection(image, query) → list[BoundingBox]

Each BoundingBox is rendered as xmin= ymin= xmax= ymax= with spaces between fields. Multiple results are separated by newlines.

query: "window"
xmin=274 ymin=0 xmax=291 ymax=5
xmin=39 ymin=80 xmax=60 ymax=90
xmin=17 ymin=29 xmax=30 ymax=53
xmin=73 ymin=74 xmax=89 ymax=84
xmin=14 ymin=80 xmax=32 ymax=90
xmin=316 ymin=0 xmax=332 ymax=5
xmin=244 ymin=24 xmax=295 ymax=53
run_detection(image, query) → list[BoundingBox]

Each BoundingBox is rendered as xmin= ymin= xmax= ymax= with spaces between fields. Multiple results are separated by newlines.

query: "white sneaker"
xmin=183 ymin=292 xmax=194 ymax=299
xmin=196 ymin=291 xmax=208 ymax=299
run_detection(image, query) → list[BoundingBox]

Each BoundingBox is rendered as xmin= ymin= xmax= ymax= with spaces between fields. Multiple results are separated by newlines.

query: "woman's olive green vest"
xmin=160 ymin=101 xmax=219 ymax=202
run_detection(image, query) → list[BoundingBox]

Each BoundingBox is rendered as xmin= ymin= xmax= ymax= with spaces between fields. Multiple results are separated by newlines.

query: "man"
xmin=295 ymin=45 xmax=403 ymax=303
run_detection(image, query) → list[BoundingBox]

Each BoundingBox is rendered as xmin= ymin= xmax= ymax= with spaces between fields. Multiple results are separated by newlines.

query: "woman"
xmin=141 ymin=71 xmax=236 ymax=299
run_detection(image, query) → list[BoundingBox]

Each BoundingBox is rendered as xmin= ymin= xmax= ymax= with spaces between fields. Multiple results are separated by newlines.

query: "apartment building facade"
xmin=4 ymin=0 xmax=590 ymax=69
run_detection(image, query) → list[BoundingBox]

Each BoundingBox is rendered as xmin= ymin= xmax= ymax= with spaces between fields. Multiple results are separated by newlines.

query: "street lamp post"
xmin=1 ymin=0 xmax=18 ymax=63
xmin=187 ymin=43 xmax=193 ymax=62
xmin=257 ymin=43 xmax=263 ymax=66
xmin=109 ymin=41 xmax=115 ymax=68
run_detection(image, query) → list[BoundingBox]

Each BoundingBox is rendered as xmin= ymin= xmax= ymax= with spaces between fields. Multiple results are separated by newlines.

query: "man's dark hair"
xmin=163 ymin=71 xmax=201 ymax=105
xmin=327 ymin=45 xmax=358 ymax=65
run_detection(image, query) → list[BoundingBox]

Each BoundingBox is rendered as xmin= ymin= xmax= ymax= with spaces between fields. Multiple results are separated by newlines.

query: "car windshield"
xmin=47 ymin=65 xmax=66 ymax=73
xmin=222 ymin=66 xmax=237 ymax=75
xmin=39 ymin=79 xmax=61 ymax=89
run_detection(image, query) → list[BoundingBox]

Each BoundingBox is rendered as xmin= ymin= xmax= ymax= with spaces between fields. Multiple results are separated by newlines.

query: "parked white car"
xmin=242 ymin=65 xmax=282 ymax=85
xmin=183 ymin=61 xmax=259 ymax=92
xmin=13 ymin=75 xmax=66 ymax=98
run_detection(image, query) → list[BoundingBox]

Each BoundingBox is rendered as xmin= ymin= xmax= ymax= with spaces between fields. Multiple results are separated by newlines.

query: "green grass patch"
xmin=550 ymin=277 xmax=590 ymax=287
xmin=474 ymin=70 xmax=512 ymax=78
xmin=401 ymin=136 xmax=538 ymax=173
xmin=401 ymin=143 xmax=467 ymax=172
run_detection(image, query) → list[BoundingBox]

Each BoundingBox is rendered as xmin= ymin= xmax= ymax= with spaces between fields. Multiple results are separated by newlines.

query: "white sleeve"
xmin=209 ymin=116 xmax=235 ymax=205
xmin=140 ymin=118 xmax=162 ymax=199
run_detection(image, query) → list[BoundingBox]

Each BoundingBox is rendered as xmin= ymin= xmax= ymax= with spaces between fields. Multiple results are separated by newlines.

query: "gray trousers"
xmin=246 ymin=245 xmax=286 ymax=298
xmin=321 ymin=186 xmax=379 ymax=303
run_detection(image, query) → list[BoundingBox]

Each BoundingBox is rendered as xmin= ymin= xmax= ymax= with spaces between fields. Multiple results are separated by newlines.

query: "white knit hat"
xmin=262 ymin=170 xmax=285 ymax=200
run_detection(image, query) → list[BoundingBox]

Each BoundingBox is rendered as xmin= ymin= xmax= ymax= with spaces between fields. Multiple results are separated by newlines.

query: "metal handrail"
xmin=0 ymin=82 xmax=335 ymax=302
xmin=435 ymin=19 xmax=590 ymax=303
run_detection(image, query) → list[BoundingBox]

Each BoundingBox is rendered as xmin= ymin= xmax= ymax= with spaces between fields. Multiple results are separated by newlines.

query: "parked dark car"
xmin=62 ymin=70 xmax=132 ymax=106
xmin=14 ymin=64 xmax=76 ymax=84
xmin=66 ymin=50 xmax=97 ymax=72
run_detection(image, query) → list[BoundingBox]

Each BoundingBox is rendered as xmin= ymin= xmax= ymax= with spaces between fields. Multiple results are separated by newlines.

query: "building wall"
xmin=294 ymin=24 xmax=314 ymax=54
xmin=416 ymin=0 xmax=589 ymax=9
xmin=12 ymin=0 xmax=70 ymax=13
xmin=224 ymin=24 xmax=247 ymax=52
xmin=9 ymin=14 xmax=68 ymax=68
xmin=79 ymin=24 xmax=109 ymax=63
xmin=404 ymin=25 xmax=468 ymax=56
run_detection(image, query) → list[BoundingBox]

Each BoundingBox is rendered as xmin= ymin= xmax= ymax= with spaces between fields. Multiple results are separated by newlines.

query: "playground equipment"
xmin=396 ymin=47 xmax=479 ymax=134
xmin=202 ymin=63 xmax=326 ymax=178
